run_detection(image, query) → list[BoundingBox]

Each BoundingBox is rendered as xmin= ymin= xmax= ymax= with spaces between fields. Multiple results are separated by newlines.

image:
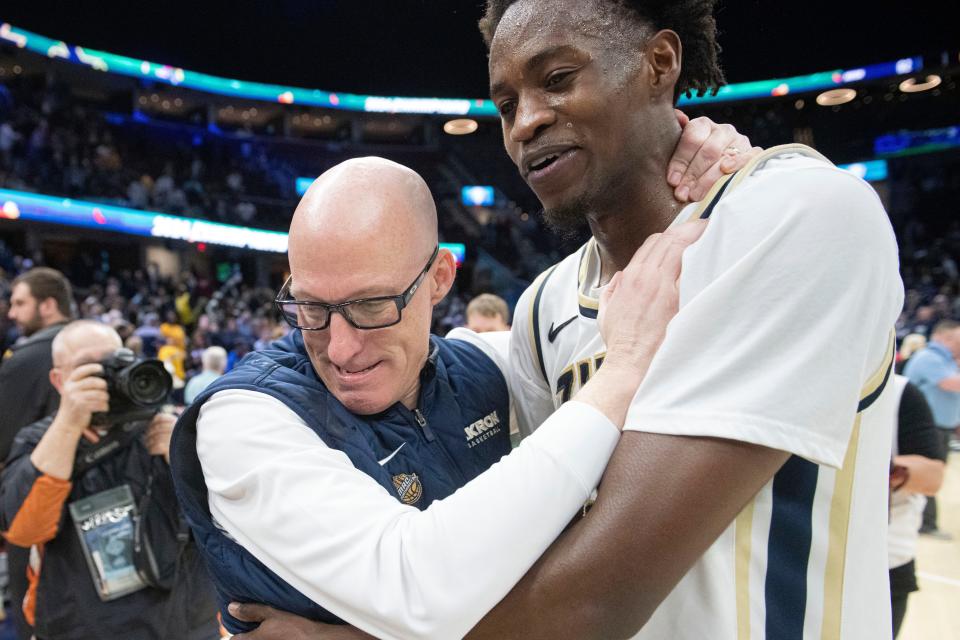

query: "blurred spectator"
xmin=0 ymin=267 xmax=74 ymax=640
xmin=158 ymin=336 xmax=187 ymax=386
xmin=226 ymin=339 xmax=252 ymax=373
xmin=903 ymin=320 xmax=960 ymax=539
xmin=0 ymin=321 xmax=219 ymax=640
xmin=134 ymin=313 xmax=162 ymax=358
xmin=160 ymin=310 xmax=187 ymax=351
xmin=896 ymin=333 xmax=927 ymax=374
xmin=465 ymin=293 xmax=511 ymax=333
xmin=1 ymin=267 xmax=74 ymax=461
xmin=184 ymin=346 xmax=228 ymax=405
xmin=888 ymin=375 xmax=947 ymax=637
xmin=124 ymin=334 xmax=144 ymax=357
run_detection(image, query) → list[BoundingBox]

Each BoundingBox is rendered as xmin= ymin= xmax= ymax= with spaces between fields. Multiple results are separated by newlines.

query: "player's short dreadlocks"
xmin=479 ymin=0 xmax=726 ymax=101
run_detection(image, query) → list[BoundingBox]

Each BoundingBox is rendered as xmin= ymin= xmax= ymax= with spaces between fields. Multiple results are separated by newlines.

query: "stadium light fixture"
xmin=816 ymin=88 xmax=857 ymax=106
xmin=899 ymin=75 xmax=942 ymax=93
xmin=443 ymin=119 xmax=478 ymax=135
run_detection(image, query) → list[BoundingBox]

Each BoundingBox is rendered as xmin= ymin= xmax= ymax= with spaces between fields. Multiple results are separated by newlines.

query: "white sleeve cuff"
xmin=522 ymin=400 xmax=620 ymax=494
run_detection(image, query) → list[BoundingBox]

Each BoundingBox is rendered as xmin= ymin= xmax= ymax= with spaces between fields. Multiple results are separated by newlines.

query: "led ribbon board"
xmin=875 ymin=126 xmax=960 ymax=157
xmin=0 ymin=21 xmax=923 ymax=112
xmin=837 ymin=160 xmax=889 ymax=182
xmin=677 ymin=58 xmax=922 ymax=105
xmin=0 ymin=188 xmax=468 ymax=262
xmin=0 ymin=189 xmax=289 ymax=252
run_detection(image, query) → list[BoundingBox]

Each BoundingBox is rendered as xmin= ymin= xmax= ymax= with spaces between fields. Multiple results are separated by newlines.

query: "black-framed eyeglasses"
xmin=275 ymin=245 xmax=440 ymax=331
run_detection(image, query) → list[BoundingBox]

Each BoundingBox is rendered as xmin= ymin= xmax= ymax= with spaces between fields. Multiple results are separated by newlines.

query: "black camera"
xmin=91 ymin=348 xmax=173 ymax=427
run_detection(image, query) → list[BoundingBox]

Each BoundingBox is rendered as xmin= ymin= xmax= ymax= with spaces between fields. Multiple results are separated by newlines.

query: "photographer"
xmin=0 ymin=320 xmax=218 ymax=640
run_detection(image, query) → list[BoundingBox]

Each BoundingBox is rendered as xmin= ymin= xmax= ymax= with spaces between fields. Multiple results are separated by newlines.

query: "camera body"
xmin=91 ymin=348 xmax=173 ymax=427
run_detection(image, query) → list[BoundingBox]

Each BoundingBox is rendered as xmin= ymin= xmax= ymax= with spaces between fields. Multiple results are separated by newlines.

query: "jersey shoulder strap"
xmin=527 ymin=264 xmax=560 ymax=385
xmin=529 ymin=144 xmax=832 ymax=386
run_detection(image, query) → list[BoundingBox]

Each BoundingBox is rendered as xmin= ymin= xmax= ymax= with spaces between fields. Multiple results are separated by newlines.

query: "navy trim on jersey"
xmin=578 ymin=303 xmax=599 ymax=319
xmin=857 ymin=356 xmax=892 ymax=413
xmin=700 ymin=171 xmax=739 ymax=219
xmin=532 ymin=266 xmax=559 ymax=383
xmin=764 ymin=455 xmax=819 ymax=640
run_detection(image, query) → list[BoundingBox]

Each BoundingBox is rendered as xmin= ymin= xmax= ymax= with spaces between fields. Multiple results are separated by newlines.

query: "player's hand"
xmin=229 ymin=603 xmax=375 ymax=640
xmin=143 ymin=413 xmax=176 ymax=463
xmin=54 ymin=363 xmax=109 ymax=438
xmin=598 ymin=220 xmax=707 ymax=374
xmin=668 ymin=111 xmax=761 ymax=203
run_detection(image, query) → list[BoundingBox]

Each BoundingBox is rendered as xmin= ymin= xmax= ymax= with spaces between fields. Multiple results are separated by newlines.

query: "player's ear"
xmin=645 ymin=29 xmax=681 ymax=100
xmin=429 ymin=249 xmax=457 ymax=304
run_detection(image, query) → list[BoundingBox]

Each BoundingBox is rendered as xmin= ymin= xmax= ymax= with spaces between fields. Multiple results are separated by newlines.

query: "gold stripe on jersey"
xmin=577 ymin=238 xmax=600 ymax=312
xmin=576 ymin=144 xmax=831 ymax=316
xmin=734 ymin=498 xmax=756 ymax=640
xmin=728 ymin=144 xmax=831 ymax=193
xmin=820 ymin=331 xmax=894 ymax=639
xmin=691 ymin=171 xmax=738 ymax=219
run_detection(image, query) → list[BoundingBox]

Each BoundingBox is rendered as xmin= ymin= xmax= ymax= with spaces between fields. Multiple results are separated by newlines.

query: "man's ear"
xmin=38 ymin=297 xmax=58 ymax=323
xmin=49 ymin=367 xmax=64 ymax=393
xmin=429 ymin=249 xmax=458 ymax=305
xmin=645 ymin=29 xmax=682 ymax=100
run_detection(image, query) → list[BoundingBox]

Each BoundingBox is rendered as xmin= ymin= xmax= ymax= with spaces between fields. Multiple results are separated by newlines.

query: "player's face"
xmin=291 ymin=248 xmax=437 ymax=416
xmin=8 ymin=283 xmax=43 ymax=337
xmin=488 ymin=0 xmax=653 ymax=231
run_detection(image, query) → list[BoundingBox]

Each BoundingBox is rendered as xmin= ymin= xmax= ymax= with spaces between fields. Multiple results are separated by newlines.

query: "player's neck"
xmin=588 ymin=132 xmax=684 ymax=285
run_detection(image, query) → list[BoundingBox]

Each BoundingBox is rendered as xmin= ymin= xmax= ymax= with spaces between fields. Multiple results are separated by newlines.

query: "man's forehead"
xmin=289 ymin=261 xmax=412 ymax=303
xmin=488 ymin=0 xmax=636 ymax=76
xmin=66 ymin=344 xmax=116 ymax=367
xmin=10 ymin=282 xmax=32 ymax=300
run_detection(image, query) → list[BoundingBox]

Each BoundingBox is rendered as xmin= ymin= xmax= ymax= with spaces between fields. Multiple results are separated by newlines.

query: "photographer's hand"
xmin=30 ymin=363 xmax=109 ymax=480
xmin=144 ymin=413 xmax=176 ymax=464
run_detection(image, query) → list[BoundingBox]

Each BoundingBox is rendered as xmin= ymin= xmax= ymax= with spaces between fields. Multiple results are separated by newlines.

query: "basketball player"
xmin=228 ymin=0 xmax=902 ymax=638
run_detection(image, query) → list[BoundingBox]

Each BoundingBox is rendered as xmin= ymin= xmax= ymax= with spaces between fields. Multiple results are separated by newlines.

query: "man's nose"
xmin=510 ymin=93 xmax=555 ymax=145
xmin=326 ymin=312 xmax=365 ymax=365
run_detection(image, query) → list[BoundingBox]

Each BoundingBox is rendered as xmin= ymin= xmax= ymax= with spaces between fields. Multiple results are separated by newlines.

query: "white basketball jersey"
xmin=508 ymin=145 xmax=905 ymax=639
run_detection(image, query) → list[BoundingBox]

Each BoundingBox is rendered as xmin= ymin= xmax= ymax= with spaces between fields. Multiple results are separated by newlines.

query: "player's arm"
xmin=465 ymin=164 xmax=904 ymax=639
xmin=199 ymin=226 xmax=702 ymax=640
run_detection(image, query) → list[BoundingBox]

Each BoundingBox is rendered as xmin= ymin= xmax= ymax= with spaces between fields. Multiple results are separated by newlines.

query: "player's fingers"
xmin=676 ymin=123 xmax=739 ymax=201
xmin=82 ymin=428 xmax=100 ymax=444
xmin=674 ymin=108 xmax=691 ymax=131
xmin=667 ymin=116 xmax=711 ymax=187
xmin=228 ymin=602 xmax=271 ymax=623
xmin=659 ymin=233 xmax=695 ymax=280
xmin=628 ymin=232 xmax=665 ymax=268
xmin=719 ymin=145 xmax=763 ymax=174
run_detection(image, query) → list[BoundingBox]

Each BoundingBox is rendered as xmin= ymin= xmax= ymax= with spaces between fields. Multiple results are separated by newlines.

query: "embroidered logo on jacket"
xmin=463 ymin=410 xmax=502 ymax=449
xmin=392 ymin=473 xmax=423 ymax=505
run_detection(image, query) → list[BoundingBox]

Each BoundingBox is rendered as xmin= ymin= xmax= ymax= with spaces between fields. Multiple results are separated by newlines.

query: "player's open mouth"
xmin=524 ymin=147 xmax=582 ymax=188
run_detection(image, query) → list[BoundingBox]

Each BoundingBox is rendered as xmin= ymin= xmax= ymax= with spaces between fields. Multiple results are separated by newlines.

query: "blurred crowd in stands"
xmin=0 ymin=242 xmax=287 ymax=399
xmin=3 ymin=71 xmax=960 ymax=366
xmin=0 ymin=77 xmax=298 ymax=230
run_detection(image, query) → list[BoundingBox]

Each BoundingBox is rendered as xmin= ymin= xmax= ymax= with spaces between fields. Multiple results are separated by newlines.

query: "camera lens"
xmin=125 ymin=361 xmax=172 ymax=405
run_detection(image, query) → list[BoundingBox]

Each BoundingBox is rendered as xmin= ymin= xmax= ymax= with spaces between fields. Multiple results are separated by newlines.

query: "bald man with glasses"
xmin=170 ymin=145 xmax=753 ymax=638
